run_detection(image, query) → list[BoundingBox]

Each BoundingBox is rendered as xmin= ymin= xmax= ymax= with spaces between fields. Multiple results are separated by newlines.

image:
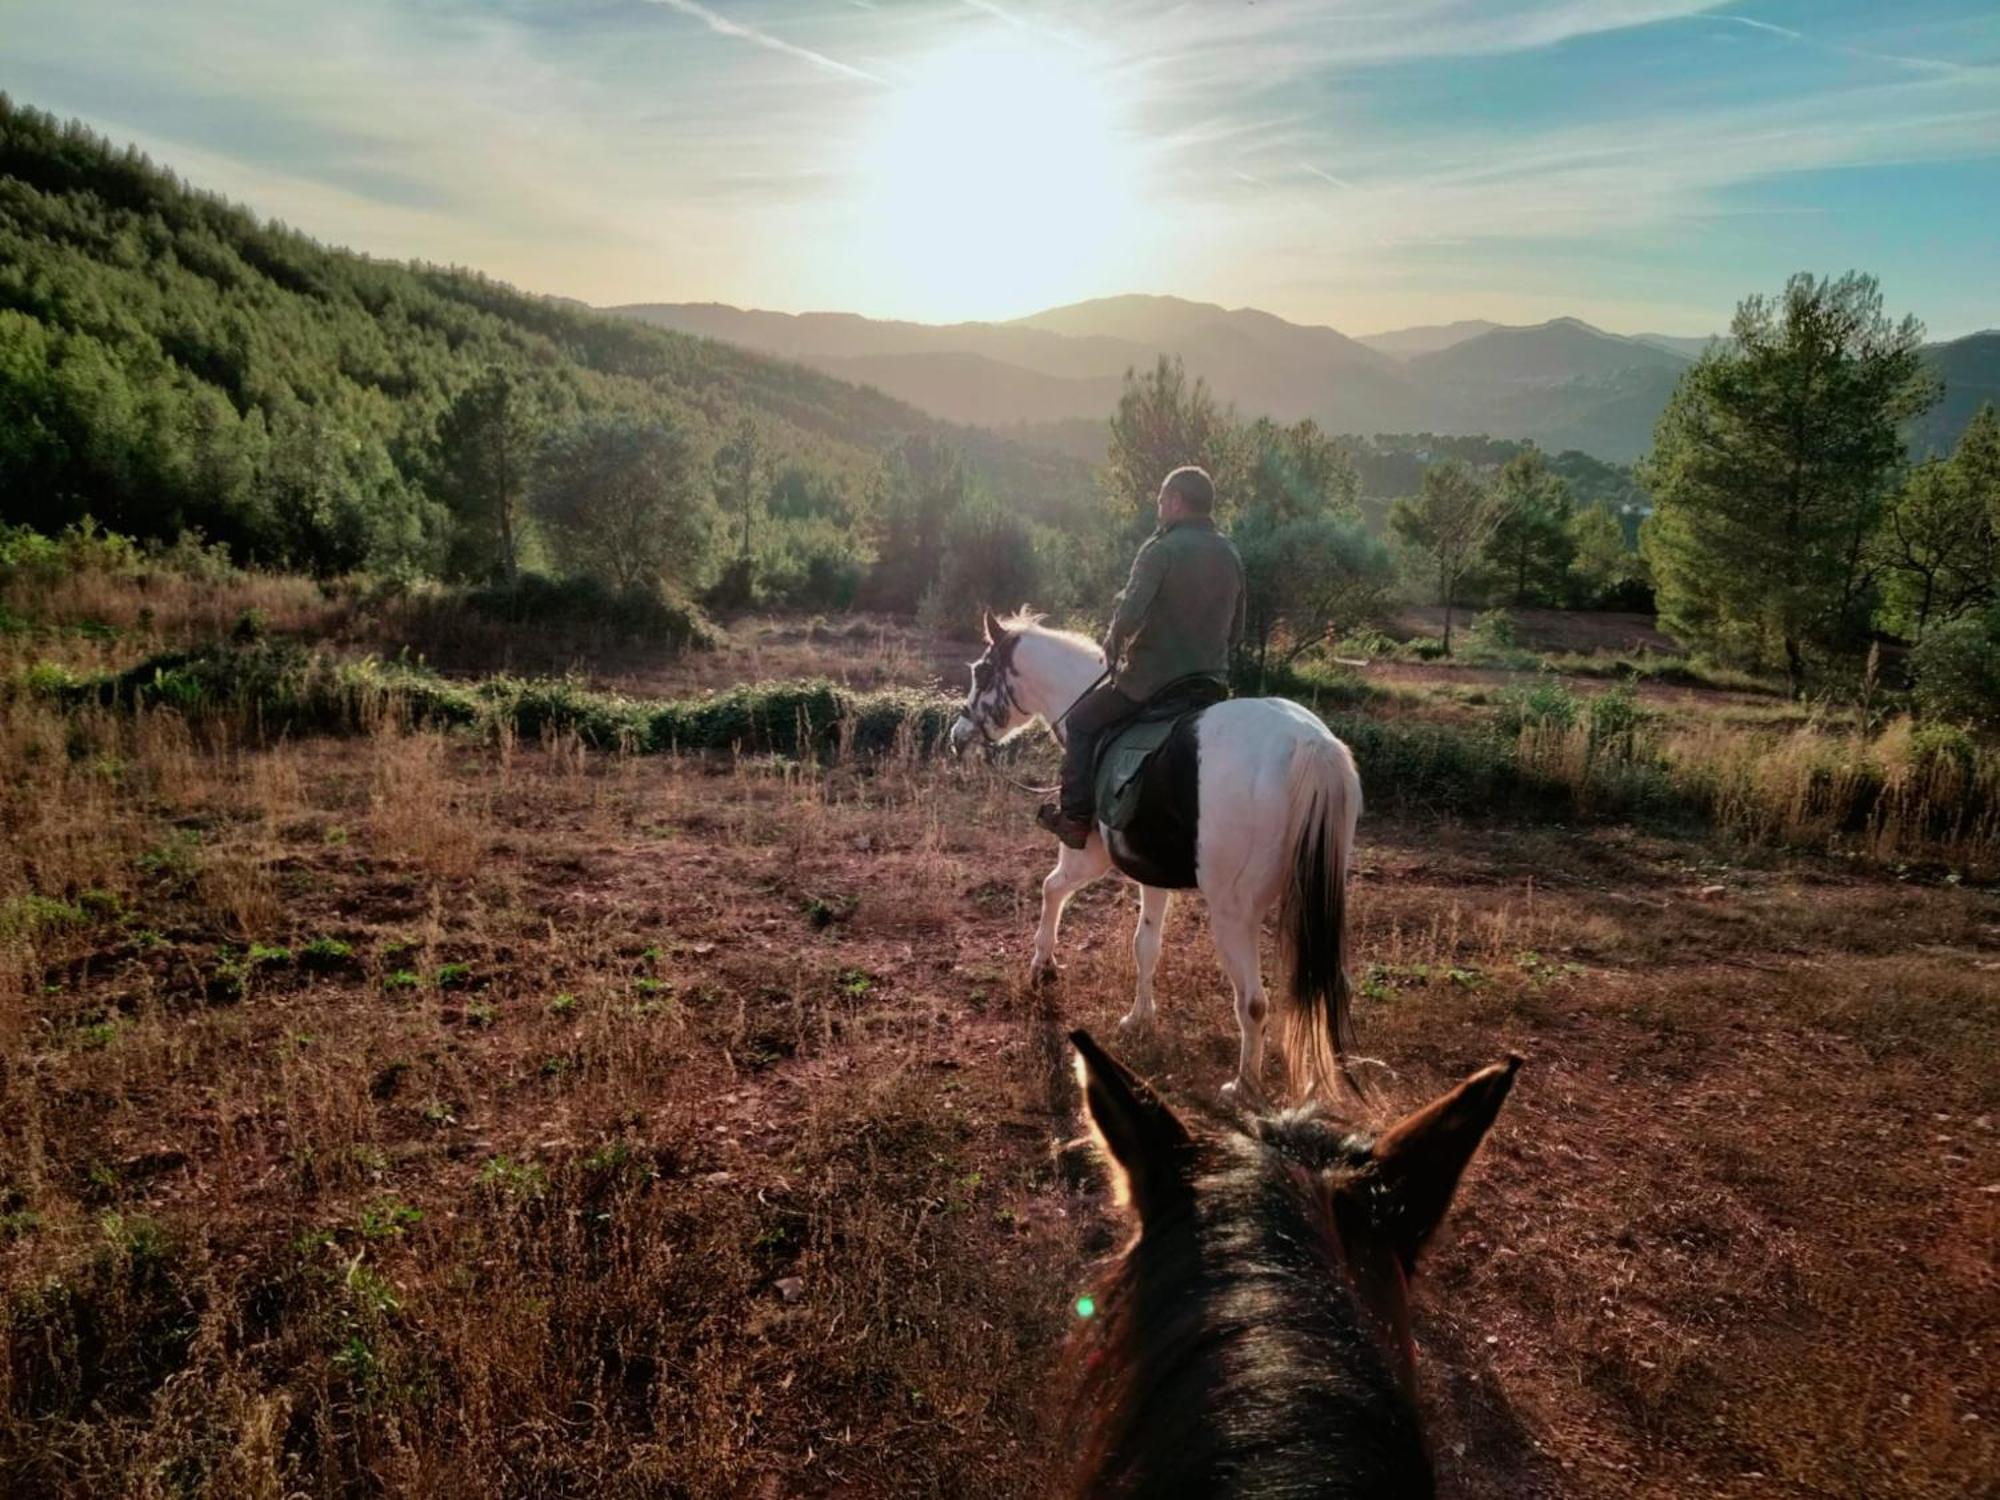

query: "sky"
xmin=6 ymin=0 xmax=1998 ymax=337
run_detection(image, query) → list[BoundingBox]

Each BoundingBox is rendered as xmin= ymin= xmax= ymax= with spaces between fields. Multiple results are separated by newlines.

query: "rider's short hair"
xmin=1162 ymin=465 xmax=1215 ymax=513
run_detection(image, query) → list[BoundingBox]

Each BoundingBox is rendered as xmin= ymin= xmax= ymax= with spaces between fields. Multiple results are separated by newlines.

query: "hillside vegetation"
xmin=0 ymin=96 xmax=1087 ymax=596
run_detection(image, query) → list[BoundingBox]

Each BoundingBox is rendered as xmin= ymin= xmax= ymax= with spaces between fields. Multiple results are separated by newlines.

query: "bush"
xmin=1587 ymin=682 xmax=1647 ymax=755
xmin=1911 ymin=612 xmax=2000 ymax=730
xmin=1468 ymin=609 xmax=1521 ymax=650
xmin=1496 ymin=677 xmax=1581 ymax=737
xmin=462 ymin=574 xmax=717 ymax=651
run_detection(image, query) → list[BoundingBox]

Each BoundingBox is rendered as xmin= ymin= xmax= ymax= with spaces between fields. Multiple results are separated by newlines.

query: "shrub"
xmin=1496 ymin=677 xmax=1581 ymax=737
xmin=1911 ymin=612 xmax=2000 ymax=730
xmin=462 ymin=573 xmax=718 ymax=651
xmin=1468 ymin=609 xmax=1521 ymax=650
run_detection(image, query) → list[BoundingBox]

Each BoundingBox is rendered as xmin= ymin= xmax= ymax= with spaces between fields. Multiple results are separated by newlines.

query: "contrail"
xmin=645 ymin=0 xmax=884 ymax=84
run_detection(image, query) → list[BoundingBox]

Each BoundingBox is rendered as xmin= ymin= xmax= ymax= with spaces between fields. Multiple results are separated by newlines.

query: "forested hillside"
xmin=0 ymin=96 xmax=1086 ymax=598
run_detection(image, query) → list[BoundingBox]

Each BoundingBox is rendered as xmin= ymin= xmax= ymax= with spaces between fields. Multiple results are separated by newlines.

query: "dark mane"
xmin=1067 ymin=1106 xmax=1432 ymax=1498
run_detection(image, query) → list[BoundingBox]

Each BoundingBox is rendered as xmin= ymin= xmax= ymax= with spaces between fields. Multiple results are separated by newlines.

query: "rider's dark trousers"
xmin=1060 ymin=684 xmax=1142 ymax=820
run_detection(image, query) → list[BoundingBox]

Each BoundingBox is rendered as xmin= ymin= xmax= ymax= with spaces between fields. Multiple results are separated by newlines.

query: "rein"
xmin=968 ymin=663 xmax=1111 ymax=796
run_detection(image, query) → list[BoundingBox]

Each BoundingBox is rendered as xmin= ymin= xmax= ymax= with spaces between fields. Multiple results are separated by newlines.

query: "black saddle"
xmin=1092 ymin=675 xmax=1226 ymax=890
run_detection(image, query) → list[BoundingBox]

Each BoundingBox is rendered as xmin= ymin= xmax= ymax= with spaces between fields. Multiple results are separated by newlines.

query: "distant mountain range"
xmin=607 ymin=295 xmax=1993 ymax=466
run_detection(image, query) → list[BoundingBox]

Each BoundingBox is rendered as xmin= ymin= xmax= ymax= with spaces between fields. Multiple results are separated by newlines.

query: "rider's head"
xmin=1157 ymin=465 xmax=1215 ymax=524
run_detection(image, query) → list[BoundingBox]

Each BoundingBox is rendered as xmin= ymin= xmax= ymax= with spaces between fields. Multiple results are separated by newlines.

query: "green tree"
xmin=1642 ymin=272 xmax=1935 ymax=692
xmin=1879 ymin=403 xmax=1998 ymax=639
xmin=1483 ymin=449 xmax=1575 ymax=605
xmin=1239 ymin=416 xmax=1358 ymax=526
xmin=1234 ymin=417 xmax=1381 ymax=679
xmin=531 ymin=416 xmax=713 ymax=595
xmin=435 ymin=367 xmax=542 ymax=582
xmin=1236 ymin=516 xmax=1393 ymax=683
xmin=926 ymin=497 xmax=1042 ymax=629
xmin=1567 ymin=503 xmax=1649 ymax=609
xmin=1104 ymin=356 xmax=1241 ymax=532
xmin=866 ymin=434 xmax=972 ymax=613
xmin=1389 ymin=461 xmax=1499 ymax=656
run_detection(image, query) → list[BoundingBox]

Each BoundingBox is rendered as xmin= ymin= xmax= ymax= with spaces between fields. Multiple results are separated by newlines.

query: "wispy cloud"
xmin=3 ymin=0 xmax=1994 ymax=333
xmin=643 ymin=0 xmax=884 ymax=84
xmin=1714 ymin=12 xmax=1973 ymax=76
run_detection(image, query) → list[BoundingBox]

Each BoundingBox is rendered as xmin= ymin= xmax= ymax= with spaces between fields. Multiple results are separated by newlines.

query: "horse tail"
xmin=1276 ymin=730 xmax=1363 ymax=1105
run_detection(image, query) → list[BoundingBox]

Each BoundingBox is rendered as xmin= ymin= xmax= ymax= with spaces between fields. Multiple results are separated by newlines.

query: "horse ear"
xmin=1071 ymin=1029 xmax=1192 ymax=1221
xmin=1368 ymin=1056 xmax=1520 ymax=1271
xmin=982 ymin=608 xmax=1005 ymax=644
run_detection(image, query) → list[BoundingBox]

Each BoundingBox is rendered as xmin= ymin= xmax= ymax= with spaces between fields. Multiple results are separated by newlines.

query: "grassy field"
xmin=2 ymin=571 xmax=1996 ymax=1498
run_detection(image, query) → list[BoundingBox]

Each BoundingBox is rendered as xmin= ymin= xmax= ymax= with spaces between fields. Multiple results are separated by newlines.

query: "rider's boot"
xmin=1036 ymin=801 xmax=1093 ymax=850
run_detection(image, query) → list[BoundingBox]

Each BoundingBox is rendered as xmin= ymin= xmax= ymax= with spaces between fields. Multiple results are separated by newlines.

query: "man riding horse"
xmin=1036 ymin=464 xmax=1247 ymax=849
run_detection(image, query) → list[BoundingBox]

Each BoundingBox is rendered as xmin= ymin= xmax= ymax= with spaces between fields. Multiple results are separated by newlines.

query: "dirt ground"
xmin=4 ymin=707 xmax=1995 ymax=1497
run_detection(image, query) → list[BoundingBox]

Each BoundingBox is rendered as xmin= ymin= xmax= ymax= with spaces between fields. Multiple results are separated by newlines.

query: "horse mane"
xmin=1066 ymin=1115 xmax=1432 ymax=1498
xmin=1000 ymin=608 xmax=1100 ymax=659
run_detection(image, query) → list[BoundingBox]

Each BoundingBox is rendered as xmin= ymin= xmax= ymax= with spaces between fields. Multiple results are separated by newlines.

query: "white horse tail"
xmin=1276 ymin=730 xmax=1363 ymax=1104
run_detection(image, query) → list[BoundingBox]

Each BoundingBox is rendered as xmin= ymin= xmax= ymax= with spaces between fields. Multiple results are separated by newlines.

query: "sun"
xmin=858 ymin=40 xmax=1143 ymax=320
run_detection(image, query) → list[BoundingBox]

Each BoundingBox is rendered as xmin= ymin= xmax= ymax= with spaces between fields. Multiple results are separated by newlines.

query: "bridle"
xmin=963 ymin=652 xmax=1109 ymax=748
xmin=958 ymin=640 xmax=1110 ymax=793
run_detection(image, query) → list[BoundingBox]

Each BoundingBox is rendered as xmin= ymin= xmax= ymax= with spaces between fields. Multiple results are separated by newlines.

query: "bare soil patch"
xmin=4 ymin=715 xmax=1994 ymax=1497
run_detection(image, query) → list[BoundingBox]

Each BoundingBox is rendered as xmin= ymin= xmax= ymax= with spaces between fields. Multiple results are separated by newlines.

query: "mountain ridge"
xmin=611 ymin=298 xmax=1990 ymax=466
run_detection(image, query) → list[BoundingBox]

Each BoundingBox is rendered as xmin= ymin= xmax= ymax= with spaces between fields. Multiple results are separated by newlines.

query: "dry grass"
xmin=0 ymin=678 xmax=1993 ymax=1498
xmin=2 ymin=571 xmax=1996 ymax=1496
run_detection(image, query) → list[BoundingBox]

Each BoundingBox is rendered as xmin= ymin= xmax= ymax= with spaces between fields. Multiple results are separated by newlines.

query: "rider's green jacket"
xmin=1103 ymin=516 xmax=1246 ymax=701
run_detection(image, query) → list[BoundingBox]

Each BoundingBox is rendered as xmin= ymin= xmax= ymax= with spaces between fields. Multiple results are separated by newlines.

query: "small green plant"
xmin=384 ymin=969 xmax=421 ymax=991
xmin=464 ymin=1000 xmax=496 ymax=1027
xmin=0 ymin=895 xmax=87 ymax=938
xmin=77 ymin=888 xmax=123 ymax=920
xmin=136 ymin=829 xmax=201 ymax=880
xmin=477 ymin=1155 xmax=547 ymax=1199
xmin=548 ymin=993 xmax=577 ymax=1017
xmin=435 ymin=962 xmax=472 ymax=990
xmin=836 ymin=968 xmax=875 ymax=997
xmin=248 ymin=943 xmax=293 ymax=967
xmin=300 ymin=936 xmax=355 ymax=971
xmin=358 ymin=1199 xmax=422 ymax=1239
xmin=1497 ymin=676 xmax=1580 ymax=736
xmin=74 ymin=1019 xmax=121 ymax=1050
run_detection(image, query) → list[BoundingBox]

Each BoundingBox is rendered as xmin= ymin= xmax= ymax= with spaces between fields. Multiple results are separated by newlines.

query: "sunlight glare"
xmin=859 ymin=41 xmax=1143 ymax=319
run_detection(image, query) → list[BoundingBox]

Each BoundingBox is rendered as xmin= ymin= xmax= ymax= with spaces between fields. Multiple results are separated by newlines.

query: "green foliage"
xmin=1878 ymin=403 xmax=1998 ymax=639
xmin=531 ymin=415 xmax=715 ymax=596
xmin=48 ymin=639 xmax=960 ymax=759
xmin=1236 ymin=512 xmax=1393 ymax=685
xmin=0 ymin=95 xmax=1078 ymax=603
xmin=1389 ymin=461 xmax=1500 ymax=655
xmin=1496 ymin=677 xmax=1581 ymax=737
xmin=925 ymin=497 xmax=1042 ymax=623
xmin=864 ymin=435 xmax=976 ymax=614
xmin=1567 ymin=503 xmax=1651 ymax=609
xmin=1482 ymin=450 xmax=1576 ymax=605
xmin=1642 ymin=272 xmax=1936 ymax=691
xmin=1102 ymin=357 xmax=1242 ymax=538
xmin=1910 ymin=609 xmax=2000 ymax=730
xmin=463 ymin=573 xmax=718 ymax=651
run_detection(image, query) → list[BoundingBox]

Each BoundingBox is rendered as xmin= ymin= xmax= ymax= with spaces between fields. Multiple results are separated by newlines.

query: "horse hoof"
xmin=1117 ymin=1010 xmax=1151 ymax=1037
xmin=1030 ymin=961 xmax=1060 ymax=987
xmin=1219 ymin=1078 xmax=1260 ymax=1110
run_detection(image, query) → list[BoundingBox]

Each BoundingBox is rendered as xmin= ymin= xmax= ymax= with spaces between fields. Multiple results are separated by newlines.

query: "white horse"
xmin=949 ymin=609 xmax=1364 ymax=1103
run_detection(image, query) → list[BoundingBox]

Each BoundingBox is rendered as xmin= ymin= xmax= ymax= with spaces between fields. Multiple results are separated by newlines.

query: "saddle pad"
xmin=1095 ymin=714 xmax=1185 ymax=832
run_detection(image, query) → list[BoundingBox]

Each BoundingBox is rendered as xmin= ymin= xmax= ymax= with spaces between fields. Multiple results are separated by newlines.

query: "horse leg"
xmin=1030 ymin=836 xmax=1111 ymax=984
xmin=1209 ymin=909 xmax=1270 ymax=1105
xmin=1119 ymin=885 xmax=1172 ymax=1034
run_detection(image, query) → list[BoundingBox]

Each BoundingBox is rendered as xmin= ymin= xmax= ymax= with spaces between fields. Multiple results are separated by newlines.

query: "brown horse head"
xmin=1067 ymin=1029 xmax=1519 ymax=1497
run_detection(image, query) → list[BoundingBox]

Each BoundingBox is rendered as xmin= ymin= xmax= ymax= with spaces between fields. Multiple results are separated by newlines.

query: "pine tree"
xmin=1642 ymin=273 xmax=1935 ymax=692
